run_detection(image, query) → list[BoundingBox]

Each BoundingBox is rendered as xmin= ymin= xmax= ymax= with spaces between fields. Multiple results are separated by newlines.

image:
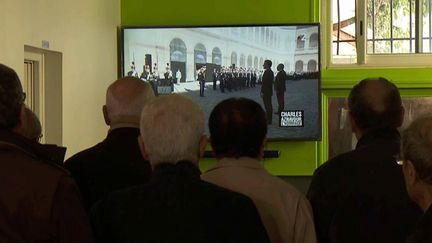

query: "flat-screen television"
xmin=120 ymin=24 xmax=321 ymax=140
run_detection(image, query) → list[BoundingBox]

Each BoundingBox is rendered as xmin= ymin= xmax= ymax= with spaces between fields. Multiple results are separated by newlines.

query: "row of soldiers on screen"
xmin=212 ymin=67 xmax=261 ymax=93
xmin=128 ymin=62 xmax=178 ymax=96
xmin=127 ymin=62 xmax=177 ymax=84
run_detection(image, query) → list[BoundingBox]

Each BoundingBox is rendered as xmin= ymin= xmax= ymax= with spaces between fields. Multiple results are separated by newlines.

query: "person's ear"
xmin=103 ymin=105 xmax=110 ymax=126
xmin=198 ymin=135 xmax=208 ymax=158
xmin=13 ymin=104 xmax=26 ymax=134
xmin=348 ymin=111 xmax=362 ymax=139
xmin=258 ymin=137 xmax=267 ymax=160
xmin=398 ymin=105 xmax=405 ymax=127
xmin=403 ymin=160 xmax=418 ymax=187
xmin=137 ymin=136 xmax=150 ymax=161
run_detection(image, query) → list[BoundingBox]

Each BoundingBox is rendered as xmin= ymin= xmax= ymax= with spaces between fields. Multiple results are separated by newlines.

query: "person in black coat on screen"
xmin=260 ymin=60 xmax=274 ymax=124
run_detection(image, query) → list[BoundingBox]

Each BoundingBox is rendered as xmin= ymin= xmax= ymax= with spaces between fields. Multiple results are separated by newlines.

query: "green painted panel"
xmin=322 ymin=68 xmax=432 ymax=89
xmin=121 ymin=0 xmax=314 ymax=26
xmin=198 ymin=141 xmax=318 ymax=176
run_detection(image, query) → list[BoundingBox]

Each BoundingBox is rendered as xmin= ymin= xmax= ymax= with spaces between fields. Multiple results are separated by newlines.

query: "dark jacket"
xmin=307 ymin=129 xmax=422 ymax=243
xmin=65 ymin=127 xmax=151 ymax=211
xmin=261 ymin=68 xmax=274 ymax=96
xmin=0 ymin=130 xmax=93 ymax=243
xmin=405 ymin=205 xmax=432 ymax=243
xmin=91 ymin=161 xmax=271 ymax=243
xmin=274 ymin=70 xmax=287 ymax=93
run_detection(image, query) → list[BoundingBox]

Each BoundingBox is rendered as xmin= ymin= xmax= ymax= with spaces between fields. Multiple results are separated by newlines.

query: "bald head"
xmin=105 ymin=77 xmax=155 ymax=126
xmin=348 ymin=77 xmax=403 ymax=131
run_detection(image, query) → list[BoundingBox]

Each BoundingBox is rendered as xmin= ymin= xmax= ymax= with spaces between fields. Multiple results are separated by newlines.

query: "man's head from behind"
xmin=0 ymin=64 xmax=25 ymax=130
xmin=277 ymin=63 xmax=284 ymax=71
xmin=263 ymin=60 xmax=272 ymax=69
xmin=401 ymin=116 xmax=432 ymax=210
xmin=21 ymin=107 xmax=42 ymax=142
xmin=103 ymin=77 xmax=155 ymax=127
xmin=348 ymin=77 xmax=403 ymax=136
xmin=139 ymin=94 xmax=206 ymax=167
xmin=209 ymin=98 xmax=267 ymax=159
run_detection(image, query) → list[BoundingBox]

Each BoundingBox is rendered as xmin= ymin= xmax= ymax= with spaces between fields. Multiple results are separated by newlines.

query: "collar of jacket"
xmin=151 ymin=160 xmax=201 ymax=182
xmin=206 ymin=156 xmax=266 ymax=172
xmin=105 ymin=127 xmax=140 ymax=142
xmin=0 ymin=130 xmax=66 ymax=165
xmin=356 ymin=128 xmax=400 ymax=149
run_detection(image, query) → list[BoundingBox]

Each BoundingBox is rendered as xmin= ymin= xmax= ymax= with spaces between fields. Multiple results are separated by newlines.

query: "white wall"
xmin=0 ymin=0 xmax=120 ymax=158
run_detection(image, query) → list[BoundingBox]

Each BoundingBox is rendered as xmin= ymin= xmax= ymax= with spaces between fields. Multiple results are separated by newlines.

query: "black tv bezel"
xmin=119 ymin=23 xmax=322 ymax=142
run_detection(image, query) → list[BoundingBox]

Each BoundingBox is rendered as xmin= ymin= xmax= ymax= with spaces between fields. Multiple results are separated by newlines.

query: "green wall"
xmin=121 ymin=0 xmax=432 ymax=175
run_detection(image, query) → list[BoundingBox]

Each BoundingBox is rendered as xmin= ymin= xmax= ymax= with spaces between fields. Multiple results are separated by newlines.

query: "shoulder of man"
xmin=64 ymin=142 xmax=105 ymax=170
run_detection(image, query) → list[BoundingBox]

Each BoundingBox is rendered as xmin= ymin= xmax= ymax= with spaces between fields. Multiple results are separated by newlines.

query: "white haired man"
xmin=65 ymin=76 xmax=155 ymax=211
xmin=91 ymin=94 xmax=270 ymax=243
xmin=401 ymin=116 xmax=432 ymax=243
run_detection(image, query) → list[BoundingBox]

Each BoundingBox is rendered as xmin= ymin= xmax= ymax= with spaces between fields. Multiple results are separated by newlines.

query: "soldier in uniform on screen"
xmin=127 ymin=61 xmax=138 ymax=77
xmin=175 ymin=69 xmax=182 ymax=83
xmin=197 ymin=66 xmax=206 ymax=97
xmin=140 ymin=65 xmax=151 ymax=80
xmin=212 ymin=69 xmax=217 ymax=91
xmin=164 ymin=64 xmax=173 ymax=92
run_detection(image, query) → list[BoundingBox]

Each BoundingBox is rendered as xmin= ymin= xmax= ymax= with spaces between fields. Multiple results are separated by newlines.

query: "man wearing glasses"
xmin=0 ymin=64 xmax=93 ymax=242
xmin=400 ymin=116 xmax=432 ymax=243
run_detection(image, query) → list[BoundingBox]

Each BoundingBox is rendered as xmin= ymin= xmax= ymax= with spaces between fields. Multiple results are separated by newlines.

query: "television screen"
xmin=121 ymin=24 xmax=321 ymax=140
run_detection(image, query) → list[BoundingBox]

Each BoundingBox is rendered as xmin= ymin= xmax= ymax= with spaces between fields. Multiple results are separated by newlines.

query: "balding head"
xmin=104 ymin=77 xmax=155 ymax=128
xmin=348 ymin=77 xmax=403 ymax=133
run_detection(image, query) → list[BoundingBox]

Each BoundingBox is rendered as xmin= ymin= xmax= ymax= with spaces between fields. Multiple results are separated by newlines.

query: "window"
xmin=231 ymin=52 xmax=238 ymax=67
xmin=170 ymin=38 xmax=187 ymax=62
xmin=295 ymin=60 xmax=304 ymax=72
xmin=297 ymin=34 xmax=306 ymax=49
xmin=310 ymin=33 xmax=319 ymax=48
xmin=240 ymin=54 xmax=246 ymax=67
xmin=212 ymin=47 xmax=222 ymax=65
xmin=308 ymin=60 xmax=318 ymax=71
xmin=327 ymin=0 xmax=432 ymax=66
xmin=194 ymin=43 xmax=206 ymax=64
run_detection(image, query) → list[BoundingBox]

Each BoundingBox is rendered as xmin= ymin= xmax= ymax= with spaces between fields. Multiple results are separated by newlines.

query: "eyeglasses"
xmin=37 ymin=134 xmax=43 ymax=142
xmin=395 ymin=154 xmax=405 ymax=166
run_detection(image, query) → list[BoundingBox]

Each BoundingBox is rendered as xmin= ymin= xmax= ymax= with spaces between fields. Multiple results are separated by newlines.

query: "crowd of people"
xmin=211 ymin=66 xmax=260 ymax=93
xmin=1 ymin=62 xmax=431 ymax=243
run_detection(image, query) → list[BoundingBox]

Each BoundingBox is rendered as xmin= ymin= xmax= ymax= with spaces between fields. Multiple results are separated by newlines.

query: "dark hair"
xmin=264 ymin=59 xmax=272 ymax=68
xmin=0 ymin=64 xmax=24 ymax=129
xmin=348 ymin=77 xmax=402 ymax=131
xmin=209 ymin=98 xmax=267 ymax=158
xmin=277 ymin=63 xmax=284 ymax=70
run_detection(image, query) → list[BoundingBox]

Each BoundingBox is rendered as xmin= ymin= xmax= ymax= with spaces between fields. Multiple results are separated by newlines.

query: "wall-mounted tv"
xmin=121 ymin=24 xmax=321 ymax=140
